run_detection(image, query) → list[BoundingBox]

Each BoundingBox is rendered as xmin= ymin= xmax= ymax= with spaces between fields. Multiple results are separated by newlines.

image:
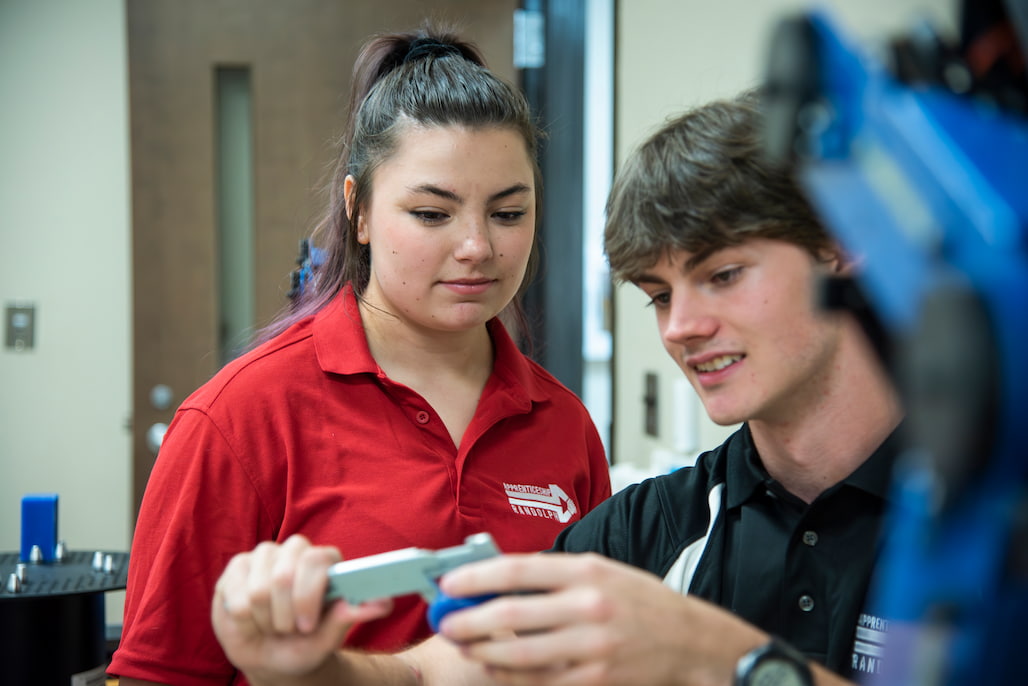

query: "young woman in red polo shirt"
xmin=111 ymin=25 xmax=610 ymax=686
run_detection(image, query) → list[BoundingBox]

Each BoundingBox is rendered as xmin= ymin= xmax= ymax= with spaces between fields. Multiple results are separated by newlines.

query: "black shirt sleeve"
xmin=550 ymin=464 xmax=717 ymax=579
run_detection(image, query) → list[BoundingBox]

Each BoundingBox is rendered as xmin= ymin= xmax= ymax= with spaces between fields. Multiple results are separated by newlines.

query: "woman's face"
xmin=348 ymin=124 xmax=536 ymax=335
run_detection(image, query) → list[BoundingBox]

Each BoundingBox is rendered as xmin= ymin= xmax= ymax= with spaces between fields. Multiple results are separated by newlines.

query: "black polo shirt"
xmin=552 ymin=423 xmax=898 ymax=676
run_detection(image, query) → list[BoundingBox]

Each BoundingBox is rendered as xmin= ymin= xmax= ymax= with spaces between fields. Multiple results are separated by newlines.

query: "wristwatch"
xmin=734 ymin=638 xmax=814 ymax=686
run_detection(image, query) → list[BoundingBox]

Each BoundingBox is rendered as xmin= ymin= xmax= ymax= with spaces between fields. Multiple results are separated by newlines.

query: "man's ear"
xmin=821 ymin=244 xmax=862 ymax=276
xmin=343 ymin=175 xmax=369 ymax=245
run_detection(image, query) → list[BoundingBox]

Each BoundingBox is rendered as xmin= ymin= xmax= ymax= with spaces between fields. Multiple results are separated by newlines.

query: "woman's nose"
xmin=455 ymin=218 xmax=494 ymax=262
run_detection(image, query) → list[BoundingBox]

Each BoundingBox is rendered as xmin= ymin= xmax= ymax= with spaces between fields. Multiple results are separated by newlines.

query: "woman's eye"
xmin=412 ymin=210 xmax=448 ymax=223
xmin=493 ymin=210 xmax=527 ymax=223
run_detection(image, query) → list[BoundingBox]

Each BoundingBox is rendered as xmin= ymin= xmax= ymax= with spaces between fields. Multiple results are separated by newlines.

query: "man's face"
xmin=633 ymin=239 xmax=846 ymax=426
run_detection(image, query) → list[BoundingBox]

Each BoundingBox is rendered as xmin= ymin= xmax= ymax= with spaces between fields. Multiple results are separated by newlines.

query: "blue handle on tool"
xmin=428 ymin=592 xmax=499 ymax=632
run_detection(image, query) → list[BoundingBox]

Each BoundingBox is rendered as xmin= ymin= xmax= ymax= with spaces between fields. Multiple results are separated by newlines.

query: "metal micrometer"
xmin=325 ymin=532 xmax=501 ymax=631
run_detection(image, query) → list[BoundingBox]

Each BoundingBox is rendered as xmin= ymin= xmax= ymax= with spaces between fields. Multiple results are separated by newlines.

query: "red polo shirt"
xmin=110 ymin=286 xmax=610 ymax=686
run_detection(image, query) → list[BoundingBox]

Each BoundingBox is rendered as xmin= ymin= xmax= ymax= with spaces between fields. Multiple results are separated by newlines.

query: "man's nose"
xmin=662 ymin=293 xmax=718 ymax=343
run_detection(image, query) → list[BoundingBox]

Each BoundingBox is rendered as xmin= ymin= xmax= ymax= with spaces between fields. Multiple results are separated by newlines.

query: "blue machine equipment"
xmin=287 ymin=238 xmax=326 ymax=302
xmin=764 ymin=2 xmax=1028 ymax=683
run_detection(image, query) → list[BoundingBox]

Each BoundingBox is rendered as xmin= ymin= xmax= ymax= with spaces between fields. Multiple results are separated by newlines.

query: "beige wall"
xmin=0 ymin=0 xmax=132 ymax=616
xmin=611 ymin=0 xmax=959 ymax=471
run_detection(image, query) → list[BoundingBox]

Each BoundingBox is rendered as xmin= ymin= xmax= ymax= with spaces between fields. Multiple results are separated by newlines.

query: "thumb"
xmin=314 ymin=597 xmax=394 ymax=643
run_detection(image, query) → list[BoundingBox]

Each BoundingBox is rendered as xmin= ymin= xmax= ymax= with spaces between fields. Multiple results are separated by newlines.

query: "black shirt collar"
xmin=725 ymin=422 xmax=903 ymax=509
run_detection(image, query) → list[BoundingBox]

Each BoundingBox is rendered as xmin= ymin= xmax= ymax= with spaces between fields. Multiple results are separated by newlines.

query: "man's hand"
xmin=211 ymin=534 xmax=393 ymax=685
xmin=436 ymin=553 xmax=768 ymax=686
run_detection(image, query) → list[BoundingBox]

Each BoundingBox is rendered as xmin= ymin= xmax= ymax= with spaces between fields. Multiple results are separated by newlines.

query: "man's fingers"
xmin=438 ymin=554 xmax=551 ymax=597
xmin=441 ymin=553 xmax=611 ymax=598
xmin=459 ymin=624 xmax=599 ymax=673
xmin=438 ymin=554 xmax=620 ymax=641
xmin=440 ymin=590 xmax=574 ymax=642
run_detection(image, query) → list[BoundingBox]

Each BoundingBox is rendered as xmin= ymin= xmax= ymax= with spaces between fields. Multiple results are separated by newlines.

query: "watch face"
xmin=751 ymin=658 xmax=808 ymax=686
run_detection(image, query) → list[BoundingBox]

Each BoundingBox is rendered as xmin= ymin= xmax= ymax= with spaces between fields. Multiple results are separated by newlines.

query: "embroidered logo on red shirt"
xmin=503 ymin=483 xmax=578 ymax=523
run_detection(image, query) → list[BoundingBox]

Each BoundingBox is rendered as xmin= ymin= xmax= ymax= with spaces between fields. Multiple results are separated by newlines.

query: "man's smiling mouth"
xmin=694 ymin=354 xmax=743 ymax=373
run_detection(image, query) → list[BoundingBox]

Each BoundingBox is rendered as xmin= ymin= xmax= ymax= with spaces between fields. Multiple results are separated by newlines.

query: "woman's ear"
xmin=343 ymin=175 xmax=356 ymax=220
xmin=344 ymin=175 xmax=369 ymax=245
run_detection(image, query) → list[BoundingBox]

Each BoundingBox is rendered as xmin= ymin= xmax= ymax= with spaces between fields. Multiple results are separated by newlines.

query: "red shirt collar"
xmin=311 ymin=285 xmax=547 ymax=404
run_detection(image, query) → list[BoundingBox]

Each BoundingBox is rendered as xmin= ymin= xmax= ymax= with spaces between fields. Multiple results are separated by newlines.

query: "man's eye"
xmin=712 ymin=266 xmax=742 ymax=285
xmin=646 ymin=292 xmax=671 ymax=308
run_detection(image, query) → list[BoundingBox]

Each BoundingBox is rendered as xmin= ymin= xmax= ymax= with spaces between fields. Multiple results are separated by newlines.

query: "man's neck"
xmin=749 ymin=324 xmax=903 ymax=504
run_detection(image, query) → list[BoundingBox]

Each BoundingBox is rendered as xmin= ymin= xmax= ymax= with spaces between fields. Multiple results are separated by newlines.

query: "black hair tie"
xmin=403 ymin=38 xmax=462 ymax=64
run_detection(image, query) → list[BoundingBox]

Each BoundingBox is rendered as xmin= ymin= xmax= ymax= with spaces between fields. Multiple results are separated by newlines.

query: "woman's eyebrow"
xmin=406 ymin=182 xmax=532 ymax=204
xmin=407 ymin=183 xmax=460 ymax=202
xmin=489 ymin=183 xmax=532 ymax=202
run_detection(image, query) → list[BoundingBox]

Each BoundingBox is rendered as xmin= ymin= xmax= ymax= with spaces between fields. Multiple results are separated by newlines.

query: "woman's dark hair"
xmin=604 ymin=89 xmax=833 ymax=284
xmin=254 ymin=25 xmax=541 ymax=345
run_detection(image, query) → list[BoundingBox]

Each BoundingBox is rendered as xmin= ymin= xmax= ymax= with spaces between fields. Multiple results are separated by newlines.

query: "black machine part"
xmin=897 ymin=284 xmax=1000 ymax=512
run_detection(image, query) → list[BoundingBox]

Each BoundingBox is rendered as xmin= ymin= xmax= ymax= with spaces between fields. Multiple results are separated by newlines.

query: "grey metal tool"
xmin=325 ymin=532 xmax=500 ymax=605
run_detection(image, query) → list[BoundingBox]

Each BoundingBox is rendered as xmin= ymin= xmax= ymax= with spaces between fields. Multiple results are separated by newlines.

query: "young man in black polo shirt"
xmin=212 ymin=92 xmax=903 ymax=686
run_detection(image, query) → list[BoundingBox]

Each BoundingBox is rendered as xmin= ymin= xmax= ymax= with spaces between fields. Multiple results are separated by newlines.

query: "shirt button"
xmin=798 ymin=595 xmax=815 ymax=612
xmin=415 ymin=410 xmax=430 ymax=424
xmin=802 ymin=531 xmax=819 ymax=547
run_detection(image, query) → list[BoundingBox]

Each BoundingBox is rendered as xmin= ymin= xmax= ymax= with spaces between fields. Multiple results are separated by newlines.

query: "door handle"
xmin=146 ymin=422 xmax=168 ymax=456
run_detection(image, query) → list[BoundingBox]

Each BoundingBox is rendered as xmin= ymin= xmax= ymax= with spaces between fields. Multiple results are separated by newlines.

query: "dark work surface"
xmin=0 ymin=550 xmax=128 ymax=599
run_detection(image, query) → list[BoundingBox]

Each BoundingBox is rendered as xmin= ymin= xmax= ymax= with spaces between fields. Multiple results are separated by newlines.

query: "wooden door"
xmin=128 ymin=0 xmax=518 ymax=516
